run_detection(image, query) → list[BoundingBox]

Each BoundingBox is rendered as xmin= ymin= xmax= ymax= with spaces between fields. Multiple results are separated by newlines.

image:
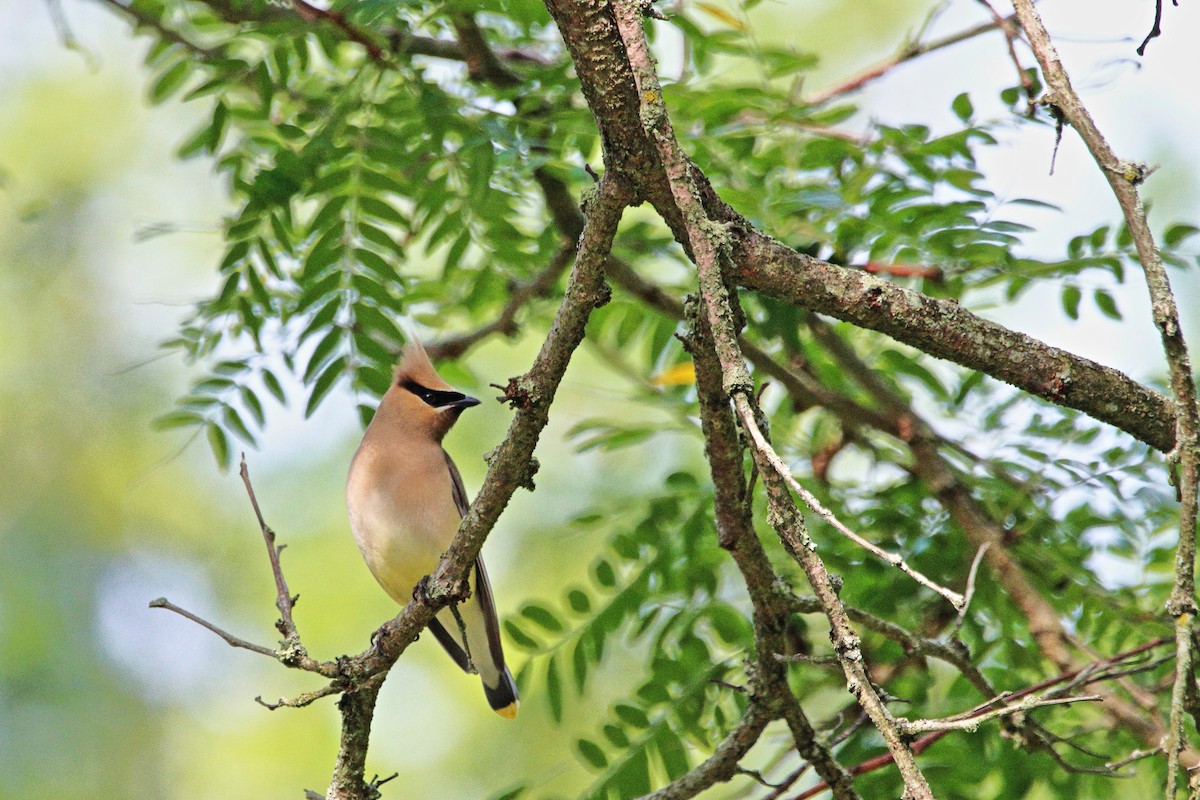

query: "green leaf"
xmin=485 ymin=787 xmax=525 ymax=800
xmin=593 ymin=559 xmax=616 ymax=588
xmin=503 ymin=620 xmax=540 ymax=651
xmin=1164 ymin=223 xmax=1200 ymax=248
xmin=304 ymin=327 xmax=343 ymax=382
xmin=150 ymin=59 xmax=191 ymax=103
xmin=571 ymin=639 xmax=589 ymax=694
xmin=207 ymin=101 xmax=228 ymax=153
xmin=207 ymin=422 xmax=231 ymax=469
xmin=305 ymin=355 xmax=346 ymax=417
xmin=152 ymin=410 xmax=202 ymax=431
xmin=567 ymin=588 xmax=592 ymax=614
xmin=655 ymin=729 xmax=689 ymax=779
xmin=359 ymin=196 xmax=409 ymax=227
xmin=546 ymin=656 xmax=563 ymax=723
xmin=613 ymin=703 xmax=649 ymax=728
xmin=1094 ymin=289 xmax=1121 ymax=320
xmin=355 ymin=247 xmax=400 ymax=283
xmin=951 ymin=92 xmax=973 ymax=122
xmin=520 ymin=603 xmax=564 ymax=633
xmin=1061 ymin=284 xmax=1081 ymax=320
xmin=576 ymin=739 xmax=607 ymax=770
xmin=262 ymin=369 xmax=286 ymax=403
xmin=222 ymin=404 xmax=256 ymax=445
xmin=240 ymin=386 xmax=266 ymax=426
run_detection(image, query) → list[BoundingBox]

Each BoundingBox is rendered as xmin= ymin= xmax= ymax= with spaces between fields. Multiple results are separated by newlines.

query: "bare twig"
xmin=94 ymin=0 xmax=217 ymax=57
xmin=148 ymin=597 xmax=278 ymax=658
xmin=1137 ymin=0 xmax=1177 ymax=56
xmin=255 ymin=684 xmax=343 ymax=710
xmin=974 ymin=0 xmax=1035 ymax=111
xmin=285 ymin=0 xmax=386 ymax=61
xmin=240 ymin=456 xmax=300 ymax=641
xmin=955 ymin=542 xmax=991 ymax=631
xmin=742 ymin=428 xmax=966 ymax=609
xmin=1108 ymin=747 xmax=1166 ymax=774
xmin=807 ymin=11 xmax=1019 ymax=105
xmin=897 ymin=693 xmax=1102 ymax=735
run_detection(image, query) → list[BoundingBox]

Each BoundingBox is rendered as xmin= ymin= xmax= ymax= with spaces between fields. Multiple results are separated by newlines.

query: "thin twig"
xmin=426 ymin=244 xmax=575 ymax=361
xmin=807 ymin=12 xmax=1018 ymax=104
xmin=285 ymin=0 xmax=386 ymax=61
xmin=256 ymin=682 xmax=343 ymax=710
xmin=239 ymin=456 xmax=300 ymax=641
xmin=747 ymin=432 xmax=966 ymax=609
xmin=1137 ymin=0 xmax=1175 ymax=56
xmin=148 ymin=597 xmax=278 ymax=658
xmin=954 ymin=542 xmax=991 ymax=631
xmin=974 ymin=0 xmax=1035 ymax=112
xmin=897 ymin=693 xmax=1101 ymax=735
xmin=1108 ymin=746 xmax=1167 ymax=774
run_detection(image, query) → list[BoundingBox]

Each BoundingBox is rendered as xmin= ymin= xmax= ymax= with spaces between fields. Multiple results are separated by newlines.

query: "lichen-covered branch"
xmin=727 ymin=232 xmax=1177 ymax=453
xmin=608 ymin=2 xmax=933 ymax=794
xmin=672 ymin=302 xmax=860 ymax=800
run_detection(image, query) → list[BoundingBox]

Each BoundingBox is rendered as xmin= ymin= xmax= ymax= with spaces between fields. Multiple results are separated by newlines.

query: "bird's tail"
xmin=483 ymin=666 xmax=519 ymax=719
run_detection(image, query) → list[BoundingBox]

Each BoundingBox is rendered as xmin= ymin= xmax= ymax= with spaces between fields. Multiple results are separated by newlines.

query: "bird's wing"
xmin=472 ymin=557 xmax=508 ymax=673
xmin=443 ymin=448 xmax=470 ymax=517
xmin=427 ymin=617 xmax=471 ymax=672
xmin=440 ymin=448 xmax=509 ymax=674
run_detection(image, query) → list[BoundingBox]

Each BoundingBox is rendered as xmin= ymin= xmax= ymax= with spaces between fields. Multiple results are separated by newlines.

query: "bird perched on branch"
xmin=346 ymin=340 xmax=519 ymax=718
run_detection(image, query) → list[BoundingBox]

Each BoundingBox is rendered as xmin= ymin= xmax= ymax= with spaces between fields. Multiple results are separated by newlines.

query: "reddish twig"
xmin=808 ymin=12 xmax=1019 ymax=105
xmin=861 ymin=261 xmax=944 ymax=280
xmin=974 ymin=0 xmax=1035 ymax=111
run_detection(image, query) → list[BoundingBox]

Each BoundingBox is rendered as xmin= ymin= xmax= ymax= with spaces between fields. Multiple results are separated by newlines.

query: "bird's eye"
xmin=401 ymin=379 xmax=433 ymax=402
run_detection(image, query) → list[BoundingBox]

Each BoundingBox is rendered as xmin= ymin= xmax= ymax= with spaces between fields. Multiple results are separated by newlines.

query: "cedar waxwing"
xmin=346 ymin=340 xmax=519 ymax=718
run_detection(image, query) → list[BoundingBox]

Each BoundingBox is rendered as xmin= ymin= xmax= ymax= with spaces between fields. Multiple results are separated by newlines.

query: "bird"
xmin=346 ymin=339 xmax=519 ymax=719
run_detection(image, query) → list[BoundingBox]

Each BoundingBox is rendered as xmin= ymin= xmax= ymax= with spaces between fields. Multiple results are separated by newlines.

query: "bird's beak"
xmin=436 ymin=393 xmax=481 ymax=412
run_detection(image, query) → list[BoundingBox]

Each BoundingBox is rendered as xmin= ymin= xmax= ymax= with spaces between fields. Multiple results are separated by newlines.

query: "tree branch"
xmin=674 ymin=300 xmax=860 ymax=800
xmin=728 ymin=232 xmax=1177 ymax=453
xmin=607 ymin=3 xmax=934 ymax=794
xmin=897 ymin=693 xmax=1102 ymax=736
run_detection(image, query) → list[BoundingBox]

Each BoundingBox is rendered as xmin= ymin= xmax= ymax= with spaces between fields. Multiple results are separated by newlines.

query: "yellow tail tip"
xmin=494 ymin=701 xmax=519 ymax=720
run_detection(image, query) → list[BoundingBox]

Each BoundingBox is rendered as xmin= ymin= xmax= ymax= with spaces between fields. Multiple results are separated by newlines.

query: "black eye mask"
xmin=401 ymin=379 xmax=480 ymax=411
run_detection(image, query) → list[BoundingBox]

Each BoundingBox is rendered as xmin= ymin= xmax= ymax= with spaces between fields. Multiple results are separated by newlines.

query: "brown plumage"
xmin=346 ymin=339 xmax=518 ymax=718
